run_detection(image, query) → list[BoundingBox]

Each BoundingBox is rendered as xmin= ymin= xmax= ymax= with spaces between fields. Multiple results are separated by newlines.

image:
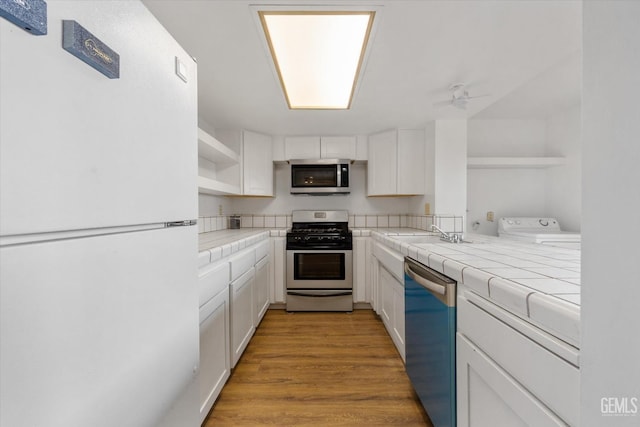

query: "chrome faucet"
xmin=431 ymin=224 xmax=462 ymax=243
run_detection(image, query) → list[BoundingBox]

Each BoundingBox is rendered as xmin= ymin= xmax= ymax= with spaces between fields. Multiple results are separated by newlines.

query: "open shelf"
xmin=467 ymin=157 xmax=566 ymax=169
xmin=198 ymin=176 xmax=241 ymax=196
xmin=198 ymin=128 xmax=241 ymax=196
xmin=198 ymin=128 xmax=239 ymax=165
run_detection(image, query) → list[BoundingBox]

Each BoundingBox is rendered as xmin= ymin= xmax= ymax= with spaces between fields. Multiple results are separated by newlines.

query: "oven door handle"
xmin=287 ymin=291 xmax=352 ymax=298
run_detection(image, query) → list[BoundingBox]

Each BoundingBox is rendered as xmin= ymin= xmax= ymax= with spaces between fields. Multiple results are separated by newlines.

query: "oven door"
xmin=286 ymin=250 xmax=353 ymax=290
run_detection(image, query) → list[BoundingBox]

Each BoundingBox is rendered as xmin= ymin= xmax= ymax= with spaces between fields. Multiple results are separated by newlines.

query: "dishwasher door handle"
xmin=405 ymin=264 xmax=446 ymax=296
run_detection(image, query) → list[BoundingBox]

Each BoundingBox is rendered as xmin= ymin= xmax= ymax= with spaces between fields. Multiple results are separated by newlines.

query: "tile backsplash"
xmin=199 ymin=213 xmax=464 ymax=234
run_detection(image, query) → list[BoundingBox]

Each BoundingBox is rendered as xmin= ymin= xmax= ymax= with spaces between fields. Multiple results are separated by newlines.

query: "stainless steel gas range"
xmin=286 ymin=210 xmax=353 ymax=312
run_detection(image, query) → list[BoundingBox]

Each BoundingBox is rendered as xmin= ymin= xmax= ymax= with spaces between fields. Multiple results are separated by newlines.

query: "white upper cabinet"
xmin=215 ymin=129 xmax=274 ymax=197
xmin=368 ymin=130 xmax=397 ymax=195
xmin=242 ymin=130 xmax=274 ymax=197
xmin=320 ymin=136 xmax=357 ymax=159
xmin=284 ymin=136 xmax=357 ymax=160
xmin=397 ymin=129 xmax=426 ymax=195
xmin=367 ymin=129 xmax=425 ymax=196
xmin=284 ymin=136 xmax=321 ymax=159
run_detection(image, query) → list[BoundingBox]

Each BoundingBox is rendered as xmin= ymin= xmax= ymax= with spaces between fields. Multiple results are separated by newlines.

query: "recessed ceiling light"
xmin=259 ymin=11 xmax=375 ymax=110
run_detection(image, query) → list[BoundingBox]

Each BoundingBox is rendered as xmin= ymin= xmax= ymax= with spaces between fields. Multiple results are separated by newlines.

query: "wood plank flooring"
xmin=203 ymin=309 xmax=432 ymax=426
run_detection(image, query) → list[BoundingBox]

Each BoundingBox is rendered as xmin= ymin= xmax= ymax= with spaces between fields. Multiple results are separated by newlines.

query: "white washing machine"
xmin=498 ymin=217 xmax=581 ymax=249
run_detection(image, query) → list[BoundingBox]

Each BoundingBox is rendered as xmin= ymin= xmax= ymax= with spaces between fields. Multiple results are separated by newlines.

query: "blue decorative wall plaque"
xmin=62 ymin=20 xmax=119 ymax=79
xmin=0 ymin=0 xmax=47 ymax=35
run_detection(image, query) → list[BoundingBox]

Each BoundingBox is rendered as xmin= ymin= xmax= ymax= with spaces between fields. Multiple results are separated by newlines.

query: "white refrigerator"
xmin=1 ymin=1 xmax=199 ymax=426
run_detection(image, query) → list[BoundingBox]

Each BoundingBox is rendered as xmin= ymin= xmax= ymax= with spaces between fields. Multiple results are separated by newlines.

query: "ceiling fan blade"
xmin=466 ymin=94 xmax=490 ymax=100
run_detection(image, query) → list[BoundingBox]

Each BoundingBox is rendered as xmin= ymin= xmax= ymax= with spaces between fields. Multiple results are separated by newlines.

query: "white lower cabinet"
xmin=270 ymin=236 xmax=286 ymax=304
xmin=230 ymin=268 xmax=255 ymax=368
xmin=379 ymin=265 xmax=405 ymax=361
xmin=371 ymin=255 xmax=380 ymax=313
xmin=457 ymin=334 xmax=567 ymax=427
xmin=372 ymin=241 xmax=406 ymax=361
xmin=196 ymin=260 xmax=231 ymax=423
xmin=198 ymin=286 xmax=230 ymax=423
xmin=457 ymin=289 xmax=579 ymax=426
xmin=392 ymin=275 xmax=405 ymax=361
xmin=353 ymin=236 xmax=371 ymax=303
xmin=254 ymin=255 xmax=270 ymax=326
xmin=192 ymin=236 xmax=273 ymax=422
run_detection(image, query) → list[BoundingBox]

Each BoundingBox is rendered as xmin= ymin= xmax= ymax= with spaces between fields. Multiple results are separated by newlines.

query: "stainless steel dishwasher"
xmin=404 ymin=256 xmax=457 ymax=427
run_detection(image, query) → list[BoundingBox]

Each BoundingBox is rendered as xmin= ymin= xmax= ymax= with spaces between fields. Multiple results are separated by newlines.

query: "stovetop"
xmin=289 ymin=227 xmax=344 ymax=234
xmin=289 ymin=222 xmax=350 ymax=234
xmin=287 ymin=217 xmax=352 ymax=250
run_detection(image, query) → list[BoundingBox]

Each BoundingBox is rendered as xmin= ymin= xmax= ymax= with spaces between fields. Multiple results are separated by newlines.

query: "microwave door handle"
xmin=336 ymin=166 xmax=341 ymax=187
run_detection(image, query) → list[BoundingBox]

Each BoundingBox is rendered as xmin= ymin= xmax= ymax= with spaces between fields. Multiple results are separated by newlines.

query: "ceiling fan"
xmin=433 ymin=83 xmax=490 ymax=109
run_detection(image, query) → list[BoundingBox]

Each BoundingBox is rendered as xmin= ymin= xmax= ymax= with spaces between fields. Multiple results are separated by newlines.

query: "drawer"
xmin=255 ymin=239 xmax=269 ymax=262
xmin=373 ymin=242 xmax=404 ymax=282
xmin=199 ymin=284 xmax=228 ymax=324
xmin=229 ymin=248 xmax=256 ymax=282
xmin=458 ymin=292 xmax=579 ymax=426
xmin=198 ymin=261 xmax=229 ymax=307
xmin=256 ymin=255 xmax=269 ymax=270
xmin=198 ymin=250 xmax=211 ymax=269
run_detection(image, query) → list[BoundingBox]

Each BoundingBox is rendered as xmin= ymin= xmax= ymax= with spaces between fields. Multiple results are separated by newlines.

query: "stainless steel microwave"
xmin=290 ymin=159 xmax=350 ymax=195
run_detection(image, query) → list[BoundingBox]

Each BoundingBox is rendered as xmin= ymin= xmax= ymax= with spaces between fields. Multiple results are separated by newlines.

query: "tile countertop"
xmin=371 ymin=230 xmax=581 ymax=349
xmin=198 ymin=227 xmax=580 ymax=349
xmin=198 ymin=229 xmax=286 ymax=268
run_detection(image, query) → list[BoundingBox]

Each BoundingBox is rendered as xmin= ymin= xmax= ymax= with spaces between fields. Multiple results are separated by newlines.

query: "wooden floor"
xmin=203 ymin=309 xmax=432 ymax=426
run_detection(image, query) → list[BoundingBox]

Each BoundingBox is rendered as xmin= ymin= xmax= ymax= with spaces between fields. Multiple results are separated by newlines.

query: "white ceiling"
xmin=142 ymin=0 xmax=582 ymax=135
xmin=474 ymin=50 xmax=582 ymax=120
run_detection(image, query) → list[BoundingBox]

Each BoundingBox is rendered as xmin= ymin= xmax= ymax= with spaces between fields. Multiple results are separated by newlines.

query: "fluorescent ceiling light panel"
xmin=259 ymin=11 xmax=375 ymax=109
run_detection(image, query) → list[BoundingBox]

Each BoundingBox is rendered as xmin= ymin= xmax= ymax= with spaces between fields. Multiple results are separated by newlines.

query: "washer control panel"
xmin=498 ymin=217 xmax=561 ymax=233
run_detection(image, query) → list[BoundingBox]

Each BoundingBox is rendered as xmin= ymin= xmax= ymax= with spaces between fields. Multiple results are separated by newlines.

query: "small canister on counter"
xmin=229 ymin=215 xmax=241 ymax=229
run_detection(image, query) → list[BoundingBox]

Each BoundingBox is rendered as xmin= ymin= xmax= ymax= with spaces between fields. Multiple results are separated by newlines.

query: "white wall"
xmin=434 ymin=120 xmax=468 ymax=217
xmin=198 ymin=194 xmax=232 ymax=217
xmin=582 ymin=2 xmax=640 ymax=425
xmin=468 ymin=119 xmax=547 ymax=157
xmin=229 ymin=163 xmax=411 ymax=215
xmin=408 ymin=122 xmax=435 ymax=215
xmin=467 ymin=119 xmax=548 ymax=235
xmin=467 ymin=168 xmax=547 ymax=235
xmin=545 ymin=106 xmax=581 ymax=232
xmin=466 ymin=115 xmax=581 ymax=235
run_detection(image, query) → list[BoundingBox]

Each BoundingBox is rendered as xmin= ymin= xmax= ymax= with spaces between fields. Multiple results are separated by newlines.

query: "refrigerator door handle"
xmin=165 ymin=220 xmax=197 ymax=227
